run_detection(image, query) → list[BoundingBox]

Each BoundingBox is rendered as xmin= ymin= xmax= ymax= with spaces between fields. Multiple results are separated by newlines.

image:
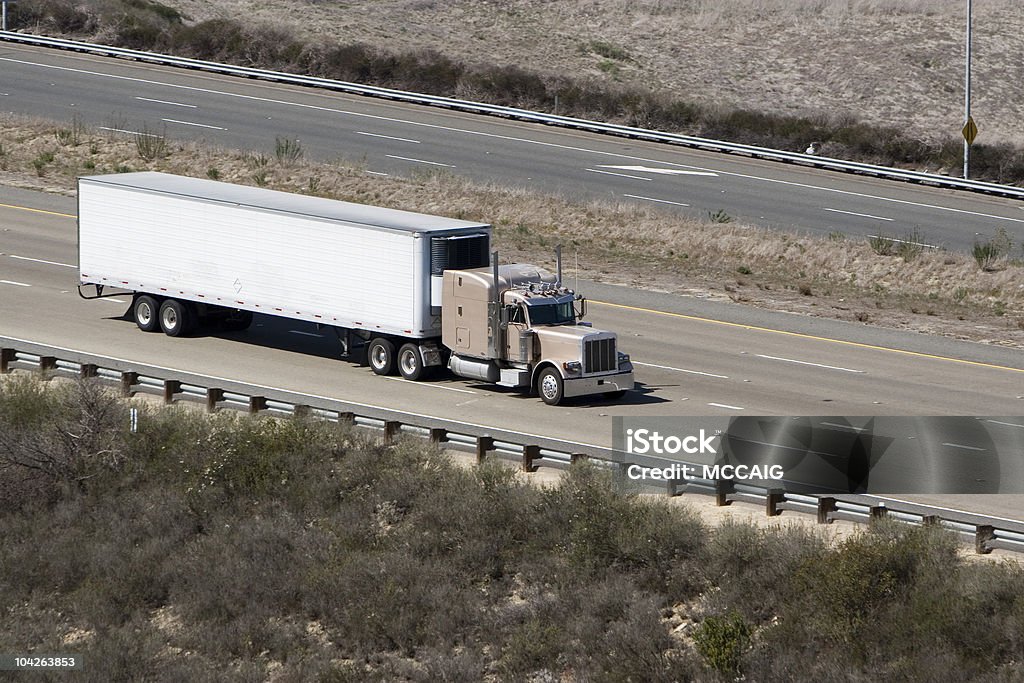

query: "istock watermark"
xmin=612 ymin=416 xmax=1024 ymax=494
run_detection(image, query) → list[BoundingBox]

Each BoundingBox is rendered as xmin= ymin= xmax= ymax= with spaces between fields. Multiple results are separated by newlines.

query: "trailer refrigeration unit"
xmin=78 ymin=172 xmax=634 ymax=405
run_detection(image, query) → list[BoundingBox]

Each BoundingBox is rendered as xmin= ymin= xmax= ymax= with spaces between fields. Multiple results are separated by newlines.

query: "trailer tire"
xmin=368 ymin=337 xmax=397 ymax=376
xmin=133 ymin=294 xmax=161 ymax=332
xmin=159 ymin=299 xmax=191 ymax=337
xmin=397 ymin=343 xmax=425 ymax=381
xmin=537 ymin=367 xmax=564 ymax=406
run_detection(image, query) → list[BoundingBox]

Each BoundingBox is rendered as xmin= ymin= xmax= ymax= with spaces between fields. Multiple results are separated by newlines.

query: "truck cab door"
xmin=505 ymin=305 xmax=533 ymax=363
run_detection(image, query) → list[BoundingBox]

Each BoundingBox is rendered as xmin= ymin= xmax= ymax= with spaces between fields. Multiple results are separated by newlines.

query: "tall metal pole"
xmin=964 ymin=0 xmax=972 ymax=179
xmin=2 ymin=0 xmax=7 ymax=32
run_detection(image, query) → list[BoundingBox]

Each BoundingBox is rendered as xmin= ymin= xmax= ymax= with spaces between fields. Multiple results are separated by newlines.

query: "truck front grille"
xmin=584 ymin=338 xmax=616 ymax=374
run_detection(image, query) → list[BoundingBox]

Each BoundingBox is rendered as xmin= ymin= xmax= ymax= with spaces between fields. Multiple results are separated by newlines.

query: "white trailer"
xmin=78 ymin=172 xmax=491 ymax=343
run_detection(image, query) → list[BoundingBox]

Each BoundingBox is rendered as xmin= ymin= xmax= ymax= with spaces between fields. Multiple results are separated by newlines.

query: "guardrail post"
xmin=766 ymin=489 xmax=784 ymax=517
xmin=522 ymin=445 xmax=540 ymax=472
xmin=975 ymin=525 xmax=995 ymax=555
xmin=429 ymin=428 xmax=448 ymax=445
xmin=338 ymin=412 xmax=355 ymax=427
xmin=666 ymin=478 xmax=682 ymax=497
xmin=79 ymin=363 xmax=98 ymax=379
xmin=293 ymin=404 xmax=311 ymax=419
xmin=120 ymin=371 xmax=139 ymax=397
xmin=383 ymin=421 xmax=401 ymax=444
xmin=205 ymin=387 xmax=224 ymax=412
xmin=922 ymin=515 xmax=941 ymax=527
xmin=162 ymin=379 xmax=181 ymax=404
xmin=0 ymin=348 xmax=14 ymax=373
xmin=248 ymin=396 xmax=267 ymax=414
xmin=817 ymin=497 xmax=837 ymax=524
xmin=570 ymin=453 xmax=588 ymax=464
xmin=714 ymin=479 xmax=734 ymax=507
xmin=476 ymin=435 xmax=494 ymax=463
xmin=38 ymin=356 xmax=57 ymax=377
xmin=869 ymin=504 xmax=887 ymax=521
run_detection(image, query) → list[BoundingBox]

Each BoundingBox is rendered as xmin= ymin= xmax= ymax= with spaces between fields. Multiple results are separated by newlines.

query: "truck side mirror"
xmin=575 ymin=297 xmax=587 ymax=320
xmin=499 ymin=305 xmax=511 ymax=329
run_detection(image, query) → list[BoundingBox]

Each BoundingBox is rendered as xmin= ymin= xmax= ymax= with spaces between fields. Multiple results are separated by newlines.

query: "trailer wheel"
xmin=537 ymin=367 xmax=564 ymax=406
xmin=159 ymin=299 xmax=191 ymax=337
xmin=368 ymin=338 xmax=397 ymax=375
xmin=133 ymin=294 xmax=161 ymax=332
xmin=397 ymin=343 xmax=425 ymax=381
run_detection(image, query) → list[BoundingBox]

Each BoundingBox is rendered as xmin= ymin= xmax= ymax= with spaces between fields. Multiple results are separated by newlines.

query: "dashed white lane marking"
xmin=823 ymin=207 xmax=893 ymax=221
xmin=98 ymin=126 xmax=160 ymax=137
xmin=135 ymin=96 xmax=196 ymax=108
xmin=756 ymin=354 xmax=865 ymax=374
xmin=708 ymin=402 xmax=744 ymax=410
xmin=9 ymin=254 xmax=76 ymax=268
xmin=365 ymin=170 xmax=390 ymax=176
xmin=942 ymin=442 xmax=987 ymax=452
xmin=100 ymin=297 xmax=127 ymax=303
xmin=161 ymin=118 xmax=225 ymax=130
xmin=599 ymin=165 xmax=718 ymax=176
xmin=586 ymin=168 xmax=650 ymax=181
xmin=986 ymin=419 xmax=1024 ymax=429
xmin=623 ymin=194 xmax=690 ymax=207
xmin=288 ymin=330 xmax=324 ymax=338
xmin=0 ymin=280 xmax=31 ymax=287
xmin=819 ymin=422 xmax=866 ymax=431
xmin=386 ymin=154 xmax=455 ymax=168
xmin=385 ymin=377 xmax=477 ymax=394
xmin=7 ymin=55 xmax=1023 ymax=225
xmin=633 ymin=361 xmax=727 ymax=379
xmin=357 ymin=131 xmax=420 ymax=143
xmin=867 ymin=234 xmax=940 ymax=249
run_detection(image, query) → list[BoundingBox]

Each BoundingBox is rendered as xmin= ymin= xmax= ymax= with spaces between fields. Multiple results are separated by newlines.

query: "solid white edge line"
xmin=161 ymin=117 xmax=225 ymax=130
xmin=941 ymin=442 xmax=987 ymax=452
xmin=356 ymin=131 xmax=420 ymax=144
xmin=384 ymin=377 xmax=477 ymax=394
xmin=585 ymin=168 xmax=651 ymax=181
xmin=385 ymin=154 xmax=455 ymax=167
xmin=9 ymin=254 xmax=76 ymax=268
xmin=823 ymin=207 xmax=894 ymax=221
xmin=623 ymin=194 xmax=690 ymax=207
xmin=0 ymin=335 xmax=607 ymax=449
xmin=135 ymin=96 xmax=196 ymax=108
xmin=756 ymin=354 xmax=865 ymax=374
xmin=633 ymin=360 xmax=727 ymax=379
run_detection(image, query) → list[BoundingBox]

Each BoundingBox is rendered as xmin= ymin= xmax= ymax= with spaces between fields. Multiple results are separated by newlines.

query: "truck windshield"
xmin=527 ymin=301 xmax=575 ymax=325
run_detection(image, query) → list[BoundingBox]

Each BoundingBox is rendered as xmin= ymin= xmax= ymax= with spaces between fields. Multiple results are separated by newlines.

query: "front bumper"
xmin=563 ymin=371 xmax=635 ymax=398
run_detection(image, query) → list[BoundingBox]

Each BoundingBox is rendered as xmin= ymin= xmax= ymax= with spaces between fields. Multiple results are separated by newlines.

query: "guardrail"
xmin=3 ymin=30 xmax=1024 ymax=201
xmin=2 ymin=335 xmax=1023 ymax=554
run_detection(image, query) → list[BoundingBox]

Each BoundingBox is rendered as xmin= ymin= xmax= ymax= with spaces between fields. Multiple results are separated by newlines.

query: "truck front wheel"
xmin=368 ymin=338 xmax=397 ymax=375
xmin=537 ymin=367 xmax=564 ymax=406
xmin=133 ymin=294 xmax=161 ymax=332
xmin=159 ymin=299 xmax=192 ymax=337
xmin=397 ymin=343 xmax=425 ymax=381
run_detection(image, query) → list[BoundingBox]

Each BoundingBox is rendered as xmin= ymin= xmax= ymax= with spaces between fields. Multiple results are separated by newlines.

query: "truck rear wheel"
xmin=133 ymin=294 xmax=161 ymax=332
xmin=159 ymin=299 xmax=192 ymax=337
xmin=537 ymin=367 xmax=564 ymax=406
xmin=397 ymin=343 xmax=425 ymax=381
xmin=368 ymin=338 xmax=397 ymax=375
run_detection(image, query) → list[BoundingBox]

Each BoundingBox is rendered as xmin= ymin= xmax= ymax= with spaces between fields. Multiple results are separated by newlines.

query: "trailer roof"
xmin=79 ymin=172 xmax=490 ymax=234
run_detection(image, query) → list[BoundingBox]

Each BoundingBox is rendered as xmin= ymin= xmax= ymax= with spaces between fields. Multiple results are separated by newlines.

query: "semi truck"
xmin=77 ymin=172 xmax=634 ymax=405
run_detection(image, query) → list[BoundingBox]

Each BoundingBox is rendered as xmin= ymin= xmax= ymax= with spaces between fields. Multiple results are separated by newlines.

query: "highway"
xmin=1 ymin=41 xmax=1023 ymax=250
xmin=2 ymin=187 xmax=1024 ymax=520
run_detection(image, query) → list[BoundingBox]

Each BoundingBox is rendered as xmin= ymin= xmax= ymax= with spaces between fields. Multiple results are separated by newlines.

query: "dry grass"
xmin=2 ymin=112 xmax=1023 ymax=346
xmin=151 ymin=0 xmax=1024 ymax=152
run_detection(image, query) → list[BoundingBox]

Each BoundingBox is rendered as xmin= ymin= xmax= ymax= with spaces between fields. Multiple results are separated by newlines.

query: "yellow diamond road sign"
xmin=963 ymin=116 xmax=978 ymax=145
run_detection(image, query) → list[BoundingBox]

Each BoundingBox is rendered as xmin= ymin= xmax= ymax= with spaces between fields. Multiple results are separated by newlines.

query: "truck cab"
xmin=442 ymin=260 xmax=634 ymax=405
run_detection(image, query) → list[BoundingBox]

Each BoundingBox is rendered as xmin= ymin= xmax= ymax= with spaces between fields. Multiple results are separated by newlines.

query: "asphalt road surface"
xmin=1 ymin=187 xmax=1023 ymax=521
xmin=1 ymin=41 xmax=1023 ymax=251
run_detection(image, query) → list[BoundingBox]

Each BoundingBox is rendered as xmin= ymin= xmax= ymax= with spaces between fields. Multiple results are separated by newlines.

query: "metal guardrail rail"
xmin=2 ymin=31 xmax=1024 ymax=200
xmin=2 ymin=336 xmax=1022 ymax=555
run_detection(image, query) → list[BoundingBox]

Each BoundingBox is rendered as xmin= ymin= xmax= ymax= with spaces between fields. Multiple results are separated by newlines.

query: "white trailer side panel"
xmin=79 ymin=177 xmax=431 ymax=335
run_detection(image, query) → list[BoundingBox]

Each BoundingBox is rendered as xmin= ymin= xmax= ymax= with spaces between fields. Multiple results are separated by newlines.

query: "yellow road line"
xmin=0 ymin=202 xmax=76 ymax=218
xmin=592 ymin=299 xmax=1024 ymax=374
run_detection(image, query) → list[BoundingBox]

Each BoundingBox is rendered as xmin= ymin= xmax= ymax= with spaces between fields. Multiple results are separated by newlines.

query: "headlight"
xmin=618 ymin=352 xmax=630 ymax=363
xmin=562 ymin=361 xmax=582 ymax=374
